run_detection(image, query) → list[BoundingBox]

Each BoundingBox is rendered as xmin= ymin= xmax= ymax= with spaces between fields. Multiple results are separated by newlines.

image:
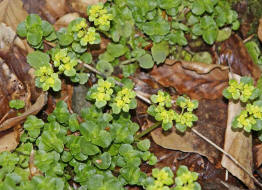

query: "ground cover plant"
xmin=1 ymin=0 xmax=262 ymax=189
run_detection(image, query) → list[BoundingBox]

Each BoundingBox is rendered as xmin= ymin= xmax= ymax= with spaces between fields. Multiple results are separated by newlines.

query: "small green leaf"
xmin=80 ymin=53 xmax=92 ymax=64
xmin=137 ymin=54 xmax=154 ymax=69
xmin=151 ymin=41 xmax=169 ymax=64
xmin=9 ymin=99 xmax=25 ymax=109
xmin=192 ymin=0 xmax=205 ymax=15
xmin=93 ymin=152 xmax=111 ymax=169
xmin=203 ymin=27 xmax=218 ymax=45
xmin=137 ymin=139 xmax=150 ymax=151
xmin=27 ymin=51 xmax=50 ymax=69
xmin=96 ymin=60 xmax=114 ymax=76
xmin=41 ymin=20 xmax=53 ymax=37
xmin=17 ymin=21 xmax=27 ymax=38
xmin=27 ymin=31 xmax=42 ymax=46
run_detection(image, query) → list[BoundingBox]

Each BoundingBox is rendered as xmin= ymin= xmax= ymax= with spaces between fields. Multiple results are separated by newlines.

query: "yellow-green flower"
xmin=80 ymin=27 xmax=97 ymax=46
xmin=151 ymin=90 xmax=172 ymax=107
xmin=112 ymin=87 xmax=136 ymax=112
xmin=35 ymin=66 xmax=60 ymax=91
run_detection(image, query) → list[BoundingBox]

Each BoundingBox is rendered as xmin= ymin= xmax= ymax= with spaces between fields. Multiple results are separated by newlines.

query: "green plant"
xmin=174 ymin=165 xmax=201 ymax=190
xmin=223 ymin=76 xmax=262 ymax=140
xmin=148 ymin=90 xmax=198 ymax=132
xmin=9 ymin=99 xmax=25 ymax=110
xmin=245 ymin=41 xmax=262 ymax=65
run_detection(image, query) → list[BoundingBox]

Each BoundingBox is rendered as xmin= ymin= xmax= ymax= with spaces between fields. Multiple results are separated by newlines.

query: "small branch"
xmin=192 ymin=128 xmax=262 ymax=188
xmin=243 ymin=34 xmax=255 ymax=44
xmin=135 ymin=122 xmax=161 ymax=140
xmin=120 ymin=58 xmax=137 ymax=65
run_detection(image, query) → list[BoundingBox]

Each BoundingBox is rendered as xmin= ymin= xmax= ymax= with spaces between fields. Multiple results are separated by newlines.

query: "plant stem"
xmin=82 ymin=61 xmax=262 ymax=188
xmin=135 ymin=122 xmax=161 ymax=140
xmin=120 ymin=58 xmax=137 ymax=65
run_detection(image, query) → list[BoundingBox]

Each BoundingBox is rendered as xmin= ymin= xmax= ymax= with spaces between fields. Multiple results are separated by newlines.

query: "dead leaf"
xmin=254 ymin=144 xmax=262 ymax=168
xmin=220 ymin=34 xmax=261 ymax=81
xmin=258 ymin=18 xmax=262 ymax=42
xmin=0 ymin=0 xmax=27 ymax=30
xmin=0 ymin=126 xmax=21 ymax=152
xmin=221 ymin=74 xmax=255 ymax=189
xmin=69 ymin=0 xmax=107 ymax=15
xmin=0 ymin=93 xmax=47 ymax=132
xmin=44 ymin=0 xmax=67 ymax=21
xmin=0 ymin=0 xmax=32 ymax=52
xmin=54 ymin=12 xmax=80 ymax=30
xmin=150 ymin=62 xmax=229 ymax=100
xmin=151 ymin=98 xmax=227 ymax=164
xmin=0 ymin=24 xmax=46 ymax=152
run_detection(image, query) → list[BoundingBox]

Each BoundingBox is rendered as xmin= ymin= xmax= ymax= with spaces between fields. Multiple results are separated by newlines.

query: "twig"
xmin=82 ymin=61 xmax=262 ymax=188
xmin=192 ymin=128 xmax=262 ymax=188
xmin=120 ymin=58 xmax=137 ymax=65
xmin=243 ymin=34 xmax=255 ymax=44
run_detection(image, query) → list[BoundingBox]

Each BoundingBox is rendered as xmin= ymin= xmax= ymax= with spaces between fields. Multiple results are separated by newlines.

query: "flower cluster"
xmin=111 ymin=87 xmax=136 ymax=114
xmin=174 ymin=165 xmax=201 ymax=190
xmin=148 ymin=91 xmax=176 ymax=131
xmin=69 ymin=18 xmax=101 ymax=46
xmin=35 ymin=65 xmax=61 ymax=91
xmin=223 ymin=77 xmax=259 ymax=103
xmin=87 ymin=3 xmax=113 ymax=31
xmin=87 ymin=78 xmax=137 ymax=114
xmin=233 ymin=102 xmax=262 ymax=132
xmin=148 ymin=91 xmax=198 ymax=132
xmin=53 ymin=48 xmax=78 ymax=77
xmin=146 ymin=167 xmax=174 ymax=190
xmin=175 ymin=96 xmax=198 ymax=132
xmin=87 ymin=78 xmax=115 ymax=108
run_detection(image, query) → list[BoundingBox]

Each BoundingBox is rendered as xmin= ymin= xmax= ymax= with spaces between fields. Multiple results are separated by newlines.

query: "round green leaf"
xmin=17 ymin=21 xmax=27 ymax=38
xmin=137 ymin=54 xmax=154 ymax=69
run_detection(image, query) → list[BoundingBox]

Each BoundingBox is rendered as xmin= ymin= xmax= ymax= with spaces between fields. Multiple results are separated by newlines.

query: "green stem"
xmin=120 ymin=58 xmax=136 ymax=65
xmin=135 ymin=121 xmax=161 ymax=140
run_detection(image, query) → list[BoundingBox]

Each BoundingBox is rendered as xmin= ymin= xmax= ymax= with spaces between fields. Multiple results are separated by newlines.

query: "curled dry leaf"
xmin=69 ymin=0 xmax=107 ymax=15
xmin=0 ymin=0 xmax=32 ymax=53
xmin=258 ymin=18 xmax=262 ymax=42
xmin=54 ymin=12 xmax=80 ymax=30
xmin=0 ymin=23 xmax=46 ymax=152
xmin=219 ymin=34 xmax=261 ymax=81
xmin=150 ymin=61 xmax=229 ymax=100
xmin=221 ymin=74 xmax=254 ymax=189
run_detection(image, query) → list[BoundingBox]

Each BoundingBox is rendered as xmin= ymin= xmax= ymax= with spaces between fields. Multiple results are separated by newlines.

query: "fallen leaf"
xmin=54 ymin=12 xmax=80 ymax=30
xmin=151 ymin=98 xmax=227 ymax=164
xmin=0 ymin=0 xmax=32 ymax=52
xmin=254 ymin=144 xmax=262 ymax=168
xmin=69 ymin=0 xmax=107 ymax=15
xmin=44 ymin=0 xmax=67 ymax=21
xmin=220 ymin=34 xmax=261 ymax=81
xmin=150 ymin=62 xmax=229 ymax=100
xmin=0 ymin=23 xmax=46 ymax=152
xmin=221 ymin=74 xmax=255 ymax=189
xmin=258 ymin=18 xmax=262 ymax=42
xmin=0 ymin=0 xmax=27 ymax=30
xmin=0 ymin=126 xmax=21 ymax=152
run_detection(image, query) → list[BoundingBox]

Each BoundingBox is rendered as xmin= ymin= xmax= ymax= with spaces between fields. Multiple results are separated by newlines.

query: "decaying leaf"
xmin=0 ymin=22 xmax=46 ymax=152
xmin=221 ymin=74 xmax=254 ymax=189
xmin=150 ymin=61 xmax=229 ymax=100
xmin=54 ymin=12 xmax=80 ymax=30
xmin=220 ymin=34 xmax=261 ymax=80
xmin=44 ymin=0 xmax=67 ymax=21
xmin=0 ymin=0 xmax=27 ymax=30
xmin=151 ymin=98 xmax=227 ymax=164
xmin=258 ymin=18 xmax=262 ymax=42
xmin=69 ymin=0 xmax=107 ymax=14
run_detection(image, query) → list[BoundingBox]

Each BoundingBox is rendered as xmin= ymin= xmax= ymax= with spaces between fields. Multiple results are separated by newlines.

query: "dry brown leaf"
xmin=0 ymin=0 xmax=27 ymax=30
xmin=151 ymin=98 xmax=227 ymax=164
xmin=220 ymin=34 xmax=261 ymax=81
xmin=150 ymin=62 xmax=229 ymax=100
xmin=0 ymin=93 xmax=47 ymax=132
xmin=54 ymin=12 xmax=80 ymax=30
xmin=258 ymin=18 xmax=262 ymax=42
xmin=0 ymin=0 xmax=32 ymax=52
xmin=221 ymin=74 xmax=255 ymax=189
xmin=44 ymin=0 xmax=67 ymax=21
xmin=254 ymin=144 xmax=262 ymax=168
xmin=69 ymin=0 xmax=107 ymax=14
xmin=0 ymin=126 xmax=20 ymax=152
